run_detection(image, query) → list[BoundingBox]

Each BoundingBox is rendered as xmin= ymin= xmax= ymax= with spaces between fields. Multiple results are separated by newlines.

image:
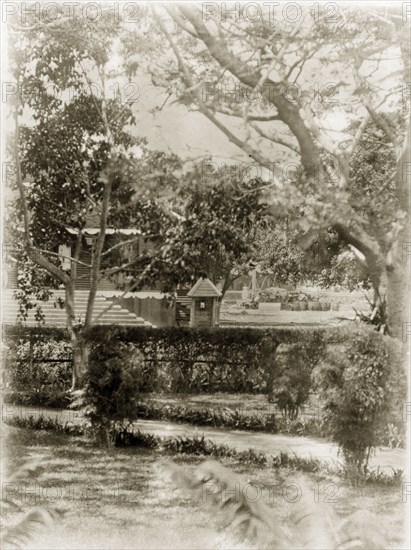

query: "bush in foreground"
xmin=313 ymin=323 xmax=406 ymax=477
xmin=71 ymin=342 xmax=145 ymax=446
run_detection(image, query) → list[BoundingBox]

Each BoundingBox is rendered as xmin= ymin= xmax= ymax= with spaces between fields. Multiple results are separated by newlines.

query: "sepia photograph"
xmin=0 ymin=1 xmax=410 ymax=548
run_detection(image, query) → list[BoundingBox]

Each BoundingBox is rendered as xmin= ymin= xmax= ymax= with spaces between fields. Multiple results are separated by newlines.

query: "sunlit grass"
xmin=2 ymin=425 xmax=406 ymax=549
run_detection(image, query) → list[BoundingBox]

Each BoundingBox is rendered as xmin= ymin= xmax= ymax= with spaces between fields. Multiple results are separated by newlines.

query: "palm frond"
xmin=1 ymin=460 xmax=64 ymax=549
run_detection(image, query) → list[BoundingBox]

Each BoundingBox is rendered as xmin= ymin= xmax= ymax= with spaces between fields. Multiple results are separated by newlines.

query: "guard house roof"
xmin=187 ymin=277 xmax=222 ymax=298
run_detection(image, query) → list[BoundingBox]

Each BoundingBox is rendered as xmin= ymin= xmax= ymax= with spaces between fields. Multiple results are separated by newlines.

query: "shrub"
xmin=4 ymin=414 xmax=84 ymax=436
xmin=271 ymin=344 xmax=312 ymax=419
xmin=72 ymin=343 xmax=146 ymax=446
xmin=114 ymin=428 xmax=159 ymax=448
xmin=270 ymin=329 xmax=326 ymax=419
xmin=313 ymin=323 xmax=406 ymax=476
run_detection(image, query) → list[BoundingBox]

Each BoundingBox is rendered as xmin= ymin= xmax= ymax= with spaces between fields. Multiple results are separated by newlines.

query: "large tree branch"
xmin=250 ymin=122 xmax=299 ymax=153
xmin=27 ymin=248 xmax=70 ymax=284
xmin=154 ymin=9 xmax=271 ymax=167
xmin=344 ymin=114 xmax=371 ymax=158
xmin=92 ymin=257 xmax=160 ymax=324
xmin=333 ymin=218 xmax=385 ymax=289
xmin=71 ymin=230 xmax=83 ymax=282
xmin=98 ymin=252 xmax=154 ymax=278
xmin=165 ymin=5 xmax=200 ymax=39
xmin=85 ymin=170 xmax=112 ymax=325
xmin=84 ymin=64 xmax=116 ymax=326
xmin=333 ymin=220 xmax=381 ymax=261
xmin=207 ymin=104 xmax=281 ymax=122
xmin=394 ymin=116 xmax=411 ymax=210
xmin=101 ymin=236 xmax=142 ymax=258
xmin=177 ymin=6 xmax=321 ymax=177
xmin=34 ymin=248 xmax=91 ymax=269
xmin=198 ymin=106 xmax=271 ymax=166
xmin=364 ymin=103 xmax=396 ymax=143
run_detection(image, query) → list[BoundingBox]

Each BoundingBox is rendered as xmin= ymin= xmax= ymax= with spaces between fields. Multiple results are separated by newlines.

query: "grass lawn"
xmin=219 ymin=308 xmax=356 ymax=327
xmin=2 ymin=426 xmax=407 ymax=549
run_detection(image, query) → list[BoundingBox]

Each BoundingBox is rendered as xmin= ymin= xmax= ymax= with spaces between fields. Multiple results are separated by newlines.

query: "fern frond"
xmin=168 ymin=460 xmax=290 ymax=549
xmin=336 ymin=510 xmax=387 ymax=549
xmin=167 ymin=460 xmax=389 ymax=550
xmin=1 ymin=507 xmax=62 ymax=549
xmin=290 ymin=490 xmax=342 ymax=549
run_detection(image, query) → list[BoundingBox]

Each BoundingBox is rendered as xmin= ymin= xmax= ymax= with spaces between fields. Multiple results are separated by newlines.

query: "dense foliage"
xmin=131 ymin=172 xmax=269 ymax=293
xmin=73 ymin=342 xmax=145 ymax=446
xmin=256 ymin=226 xmax=369 ymax=290
xmin=85 ymin=326 xmax=279 ymax=393
xmin=83 ymin=325 xmax=332 ymax=395
xmin=313 ymin=324 xmax=406 ymax=475
xmin=3 ymin=325 xmax=327 ymax=405
xmin=3 ymin=327 xmax=71 ymax=407
xmin=134 ymin=5 xmax=410 ymax=338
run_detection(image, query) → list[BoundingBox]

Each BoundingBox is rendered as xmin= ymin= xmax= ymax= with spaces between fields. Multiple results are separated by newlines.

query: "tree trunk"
xmin=65 ymin=283 xmax=88 ymax=390
xmin=70 ymin=330 xmax=88 ymax=390
xmin=371 ymin=265 xmax=387 ymax=310
xmin=367 ymin=248 xmax=408 ymax=340
xmin=386 ymin=254 xmax=409 ymax=340
xmin=221 ymin=271 xmax=236 ymax=298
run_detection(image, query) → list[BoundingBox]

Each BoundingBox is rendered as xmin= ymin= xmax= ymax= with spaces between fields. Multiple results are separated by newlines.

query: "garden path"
xmin=3 ymin=404 xmax=406 ymax=474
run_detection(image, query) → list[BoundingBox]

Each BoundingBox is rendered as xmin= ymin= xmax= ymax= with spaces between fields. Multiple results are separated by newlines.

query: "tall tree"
xmin=7 ymin=10 xmax=181 ymax=387
xmin=132 ymin=4 xmax=410 ymax=338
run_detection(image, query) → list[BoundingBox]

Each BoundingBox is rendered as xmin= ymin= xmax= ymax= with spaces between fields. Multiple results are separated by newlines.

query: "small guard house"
xmin=187 ymin=276 xmax=222 ymax=328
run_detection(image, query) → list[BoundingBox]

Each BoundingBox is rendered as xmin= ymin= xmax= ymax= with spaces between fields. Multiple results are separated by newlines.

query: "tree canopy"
xmin=126 ymin=4 xmax=409 ymax=336
xmin=6 ymin=3 xmax=410 ymax=338
xmin=129 ymin=170 xmax=269 ymax=294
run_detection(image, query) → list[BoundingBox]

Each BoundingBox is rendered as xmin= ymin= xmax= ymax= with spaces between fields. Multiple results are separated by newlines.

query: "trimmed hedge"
xmin=3 ymin=324 xmax=339 ymax=400
xmin=2 ymin=324 xmax=334 ymax=401
xmin=84 ymin=325 xmax=329 ymax=394
xmin=2 ymin=326 xmax=72 ymax=407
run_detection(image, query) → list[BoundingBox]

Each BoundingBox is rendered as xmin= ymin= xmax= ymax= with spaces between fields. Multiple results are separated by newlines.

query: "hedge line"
xmin=2 ymin=326 xmax=72 ymax=407
xmin=3 ymin=324 xmax=330 ymax=397
xmin=84 ymin=325 xmax=329 ymax=394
